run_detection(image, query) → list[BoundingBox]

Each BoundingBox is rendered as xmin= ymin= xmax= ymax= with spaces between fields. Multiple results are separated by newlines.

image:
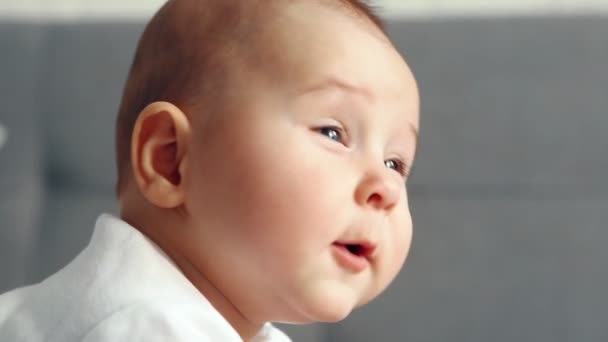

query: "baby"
xmin=0 ymin=0 xmax=419 ymax=341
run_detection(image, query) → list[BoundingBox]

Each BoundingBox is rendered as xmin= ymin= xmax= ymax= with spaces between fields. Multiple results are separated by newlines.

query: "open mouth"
xmin=334 ymin=242 xmax=375 ymax=258
xmin=344 ymin=244 xmax=364 ymax=256
xmin=331 ymin=241 xmax=376 ymax=272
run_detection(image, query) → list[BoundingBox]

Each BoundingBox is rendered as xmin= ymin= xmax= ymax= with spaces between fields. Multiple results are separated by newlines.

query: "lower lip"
xmin=331 ymin=244 xmax=369 ymax=273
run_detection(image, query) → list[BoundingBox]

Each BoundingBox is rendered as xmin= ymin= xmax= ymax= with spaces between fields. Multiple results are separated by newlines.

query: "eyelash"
xmin=385 ymin=159 xmax=410 ymax=178
xmin=315 ymin=125 xmax=410 ymax=178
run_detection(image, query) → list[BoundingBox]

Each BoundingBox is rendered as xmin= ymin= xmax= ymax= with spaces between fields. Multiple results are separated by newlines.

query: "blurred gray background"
xmin=1 ymin=1 xmax=608 ymax=341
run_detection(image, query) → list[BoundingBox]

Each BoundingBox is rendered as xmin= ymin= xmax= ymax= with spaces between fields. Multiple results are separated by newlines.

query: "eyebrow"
xmin=406 ymin=123 xmax=419 ymax=146
xmin=298 ymin=77 xmax=374 ymax=101
xmin=299 ymin=77 xmax=419 ymax=144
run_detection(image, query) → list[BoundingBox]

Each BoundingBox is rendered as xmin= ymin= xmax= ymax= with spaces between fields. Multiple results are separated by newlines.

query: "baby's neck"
xmin=168 ymin=250 xmax=263 ymax=341
xmin=122 ymin=208 xmax=263 ymax=341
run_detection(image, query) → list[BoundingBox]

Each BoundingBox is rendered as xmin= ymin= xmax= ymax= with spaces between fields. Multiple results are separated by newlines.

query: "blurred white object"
xmin=1 ymin=0 xmax=608 ymax=20
xmin=0 ymin=123 xmax=7 ymax=151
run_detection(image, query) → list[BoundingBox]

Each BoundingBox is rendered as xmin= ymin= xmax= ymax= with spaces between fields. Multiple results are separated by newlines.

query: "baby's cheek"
xmin=381 ymin=217 xmax=413 ymax=287
xmin=395 ymin=215 xmax=414 ymax=270
xmin=358 ymin=225 xmax=411 ymax=307
xmin=392 ymin=235 xmax=411 ymax=276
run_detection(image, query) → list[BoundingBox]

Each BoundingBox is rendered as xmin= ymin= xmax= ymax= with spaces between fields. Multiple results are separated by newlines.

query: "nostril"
xmin=367 ymin=193 xmax=388 ymax=209
xmin=367 ymin=193 xmax=382 ymax=204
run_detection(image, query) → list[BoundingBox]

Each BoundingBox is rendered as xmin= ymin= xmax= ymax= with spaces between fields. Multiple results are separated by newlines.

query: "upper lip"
xmin=333 ymin=240 xmax=377 ymax=261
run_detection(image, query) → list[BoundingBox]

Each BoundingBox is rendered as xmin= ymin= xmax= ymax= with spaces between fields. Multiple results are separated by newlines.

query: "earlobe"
xmin=131 ymin=101 xmax=191 ymax=209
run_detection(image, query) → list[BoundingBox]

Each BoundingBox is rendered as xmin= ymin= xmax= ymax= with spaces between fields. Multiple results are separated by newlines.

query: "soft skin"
xmin=119 ymin=2 xmax=419 ymax=341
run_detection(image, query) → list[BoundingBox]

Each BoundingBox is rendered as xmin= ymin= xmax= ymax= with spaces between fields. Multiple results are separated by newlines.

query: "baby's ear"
xmin=130 ymin=101 xmax=190 ymax=208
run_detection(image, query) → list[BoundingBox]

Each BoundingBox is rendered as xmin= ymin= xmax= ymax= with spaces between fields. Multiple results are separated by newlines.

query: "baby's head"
xmin=115 ymin=0 xmax=419 ymax=337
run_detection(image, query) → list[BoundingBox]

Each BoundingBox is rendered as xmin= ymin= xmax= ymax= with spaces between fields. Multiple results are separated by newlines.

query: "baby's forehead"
xmin=149 ymin=0 xmax=403 ymax=113
xmin=263 ymin=8 xmax=404 ymax=82
xmin=176 ymin=1 xmax=381 ymax=53
xmin=238 ymin=4 xmax=392 ymax=80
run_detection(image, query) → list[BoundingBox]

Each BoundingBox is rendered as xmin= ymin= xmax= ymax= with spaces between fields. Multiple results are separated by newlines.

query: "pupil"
xmin=385 ymin=160 xmax=396 ymax=170
xmin=322 ymin=128 xmax=339 ymax=141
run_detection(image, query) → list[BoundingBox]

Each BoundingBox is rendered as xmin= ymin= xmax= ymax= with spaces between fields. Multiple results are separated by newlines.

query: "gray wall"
xmin=1 ymin=16 xmax=607 ymax=341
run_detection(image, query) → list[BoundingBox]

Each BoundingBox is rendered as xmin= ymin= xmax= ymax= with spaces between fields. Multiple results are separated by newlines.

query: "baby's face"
xmin=181 ymin=3 xmax=419 ymax=323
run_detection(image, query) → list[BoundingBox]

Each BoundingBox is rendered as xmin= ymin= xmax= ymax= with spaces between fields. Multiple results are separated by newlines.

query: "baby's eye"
xmin=385 ymin=159 xmax=409 ymax=177
xmin=317 ymin=126 xmax=344 ymax=144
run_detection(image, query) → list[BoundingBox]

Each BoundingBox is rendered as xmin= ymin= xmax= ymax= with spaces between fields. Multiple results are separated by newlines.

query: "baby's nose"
xmin=354 ymin=169 xmax=401 ymax=213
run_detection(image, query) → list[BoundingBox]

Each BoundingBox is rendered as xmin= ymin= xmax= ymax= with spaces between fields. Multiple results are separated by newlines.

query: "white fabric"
xmin=0 ymin=214 xmax=291 ymax=342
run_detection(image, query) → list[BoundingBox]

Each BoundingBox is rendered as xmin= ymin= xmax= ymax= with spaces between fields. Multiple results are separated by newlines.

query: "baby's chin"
xmin=282 ymin=279 xmax=374 ymax=324
xmin=284 ymin=301 xmax=353 ymax=324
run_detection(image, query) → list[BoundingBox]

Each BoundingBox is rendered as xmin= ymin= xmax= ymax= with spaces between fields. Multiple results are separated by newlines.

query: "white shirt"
xmin=0 ymin=214 xmax=291 ymax=342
